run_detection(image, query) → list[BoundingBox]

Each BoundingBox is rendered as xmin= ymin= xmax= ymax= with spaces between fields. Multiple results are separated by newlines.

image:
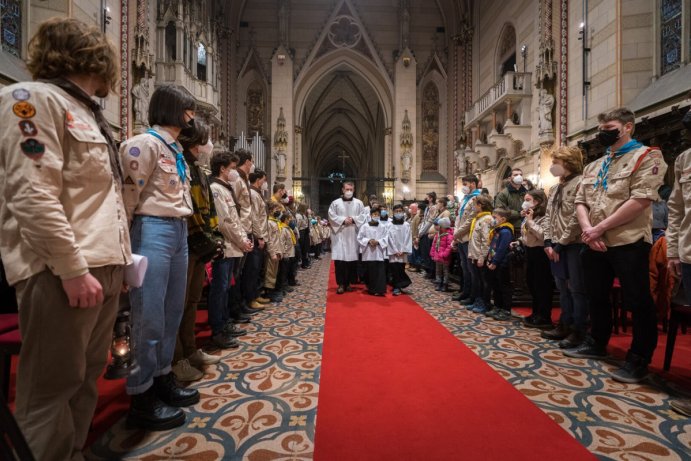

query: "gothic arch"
xmin=418 ymin=69 xmax=447 ymax=176
xmin=494 ymin=22 xmax=517 ymax=81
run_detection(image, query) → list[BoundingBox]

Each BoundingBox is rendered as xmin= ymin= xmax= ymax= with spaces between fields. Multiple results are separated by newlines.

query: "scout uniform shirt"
xmin=233 ymin=173 xmax=253 ymax=236
xmin=575 ymin=144 xmax=667 ymax=247
xmin=120 ymin=126 xmax=193 ymax=220
xmin=210 ymin=179 xmax=248 ymax=258
xmin=0 ymin=82 xmax=131 ymax=285
xmin=250 ymin=186 xmax=269 ymax=242
xmin=667 ymin=148 xmax=691 ymax=264
xmin=544 ymin=174 xmax=582 ymax=246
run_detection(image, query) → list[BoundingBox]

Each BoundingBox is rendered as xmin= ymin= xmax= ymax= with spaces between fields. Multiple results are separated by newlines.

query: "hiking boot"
xmin=212 ymin=332 xmax=240 ymax=349
xmin=154 ymin=372 xmax=200 ymax=407
xmin=562 ymin=336 xmax=607 ymax=359
xmin=188 ymin=349 xmax=221 ymax=367
xmin=611 ymin=353 xmax=649 ymax=384
xmin=670 ymin=398 xmax=691 ymax=417
xmin=255 ymin=296 xmax=271 ymax=304
xmin=172 ymin=359 xmax=203 ymax=382
xmin=127 ymin=386 xmax=185 ymax=431
xmin=249 ymin=301 xmax=266 ymax=310
xmin=523 ymin=315 xmax=553 ymax=329
xmin=541 ymin=323 xmax=570 ymax=340
xmin=223 ymin=321 xmax=247 ymax=337
xmin=559 ymin=329 xmax=585 ymax=349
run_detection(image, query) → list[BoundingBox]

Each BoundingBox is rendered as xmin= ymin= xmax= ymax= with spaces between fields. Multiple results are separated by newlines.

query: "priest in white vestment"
xmin=328 ymin=182 xmax=366 ymax=294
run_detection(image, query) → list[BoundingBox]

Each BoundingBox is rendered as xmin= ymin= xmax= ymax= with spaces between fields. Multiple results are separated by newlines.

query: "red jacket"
xmin=430 ymin=231 xmax=454 ymax=264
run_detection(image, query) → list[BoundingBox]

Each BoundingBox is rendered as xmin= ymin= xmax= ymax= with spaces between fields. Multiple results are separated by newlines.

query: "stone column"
xmin=394 ymin=48 xmax=417 ymax=200
xmin=270 ymin=46 xmax=294 ymax=190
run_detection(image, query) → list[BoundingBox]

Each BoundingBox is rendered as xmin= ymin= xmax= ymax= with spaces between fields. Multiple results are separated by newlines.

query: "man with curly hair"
xmin=0 ymin=18 xmax=131 ymax=460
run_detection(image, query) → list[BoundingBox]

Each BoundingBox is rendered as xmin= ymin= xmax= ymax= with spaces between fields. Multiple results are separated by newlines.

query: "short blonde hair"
xmin=27 ymin=17 xmax=119 ymax=91
xmin=550 ymin=145 xmax=584 ymax=175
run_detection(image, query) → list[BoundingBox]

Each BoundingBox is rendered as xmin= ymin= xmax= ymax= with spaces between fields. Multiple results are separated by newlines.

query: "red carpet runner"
xmin=314 ymin=264 xmax=596 ymax=460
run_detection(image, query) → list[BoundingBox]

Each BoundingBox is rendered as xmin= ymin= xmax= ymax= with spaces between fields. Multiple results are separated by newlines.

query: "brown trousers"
xmin=14 ymin=266 xmax=123 ymax=461
xmin=174 ymin=253 xmax=206 ymax=363
xmin=264 ymin=255 xmax=279 ymax=289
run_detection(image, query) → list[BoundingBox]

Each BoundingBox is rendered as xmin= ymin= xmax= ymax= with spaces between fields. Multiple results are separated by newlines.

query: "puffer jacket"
xmin=430 ymin=230 xmax=454 ymax=264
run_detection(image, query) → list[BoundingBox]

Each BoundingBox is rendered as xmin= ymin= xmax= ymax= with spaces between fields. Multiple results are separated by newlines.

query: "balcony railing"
xmin=465 ymin=72 xmax=532 ymax=126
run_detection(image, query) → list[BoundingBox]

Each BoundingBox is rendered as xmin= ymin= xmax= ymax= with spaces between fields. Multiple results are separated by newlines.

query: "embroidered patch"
xmin=18 ymin=120 xmax=38 ymax=136
xmin=12 ymin=88 xmax=30 ymax=101
xmin=129 ymin=160 xmax=139 ymax=171
xmin=129 ymin=146 xmax=141 ymax=157
xmin=213 ymin=191 xmax=219 ymax=198
xmin=138 ymin=179 xmax=145 ymax=187
xmin=124 ymin=176 xmax=135 ymax=185
xmin=20 ymin=139 xmax=45 ymax=159
xmin=169 ymin=178 xmax=177 ymax=188
xmin=13 ymin=102 xmax=36 ymax=119
xmin=652 ymin=166 xmax=659 ymax=175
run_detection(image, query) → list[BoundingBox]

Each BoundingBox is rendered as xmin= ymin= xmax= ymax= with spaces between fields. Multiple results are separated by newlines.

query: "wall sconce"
xmin=520 ymin=45 xmax=527 ymax=72
xmin=102 ymin=6 xmax=112 ymax=32
xmin=277 ymin=54 xmax=286 ymax=65
xmin=402 ymin=56 xmax=411 ymax=67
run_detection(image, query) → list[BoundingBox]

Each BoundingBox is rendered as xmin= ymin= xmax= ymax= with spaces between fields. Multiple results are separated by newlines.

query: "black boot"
xmin=541 ymin=323 xmax=570 ymax=340
xmin=154 ymin=372 xmax=200 ymax=407
xmin=127 ymin=386 xmax=185 ymax=431
xmin=559 ymin=328 xmax=586 ymax=349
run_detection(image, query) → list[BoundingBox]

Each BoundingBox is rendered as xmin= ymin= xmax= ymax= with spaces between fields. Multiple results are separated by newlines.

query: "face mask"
xmin=380 ymin=210 xmax=388 ymax=220
xmin=371 ymin=217 xmax=380 ymax=223
xmin=683 ymin=110 xmax=691 ymax=130
xmin=461 ymin=185 xmax=470 ymax=195
xmin=311 ymin=219 xmax=317 ymax=225
xmin=261 ymin=182 xmax=269 ymax=191
xmin=289 ymin=221 xmax=296 ymax=229
xmin=597 ymin=128 xmax=620 ymax=147
xmin=249 ymin=163 xmax=256 ymax=174
xmin=522 ymin=201 xmax=533 ymax=211
xmin=198 ymin=139 xmax=213 ymax=156
xmin=282 ymin=197 xmax=290 ymax=204
xmin=273 ymin=211 xmax=282 ymax=219
xmin=512 ymin=175 xmax=523 ymax=185
xmin=344 ymin=191 xmax=354 ymax=199
xmin=229 ymin=169 xmax=240 ymax=182
xmin=394 ymin=213 xmax=405 ymax=220
xmin=549 ymin=164 xmax=565 ymax=177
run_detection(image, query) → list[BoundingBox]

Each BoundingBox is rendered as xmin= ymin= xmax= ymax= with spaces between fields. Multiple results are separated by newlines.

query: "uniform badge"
xmin=129 ymin=160 xmax=139 ymax=171
xmin=129 ymin=147 xmax=141 ymax=157
xmin=652 ymin=166 xmax=659 ymax=175
xmin=124 ymin=176 xmax=135 ymax=185
xmin=169 ymin=178 xmax=177 ymax=187
xmin=18 ymin=120 xmax=38 ymax=136
xmin=138 ymin=179 xmax=145 ymax=187
xmin=13 ymin=102 xmax=36 ymax=119
xmin=12 ymin=88 xmax=30 ymax=101
xmin=20 ymin=139 xmax=45 ymax=159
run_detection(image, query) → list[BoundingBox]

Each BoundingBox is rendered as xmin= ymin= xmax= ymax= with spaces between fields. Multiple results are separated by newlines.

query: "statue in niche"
xmin=131 ymin=77 xmax=151 ymax=126
xmin=422 ymin=83 xmax=440 ymax=171
xmin=273 ymin=107 xmax=289 ymax=179
xmin=247 ymin=84 xmax=265 ymax=136
xmin=537 ymin=88 xmax=554 ymax=136
xmin=400 ymin=110 xmax=413 ymax=181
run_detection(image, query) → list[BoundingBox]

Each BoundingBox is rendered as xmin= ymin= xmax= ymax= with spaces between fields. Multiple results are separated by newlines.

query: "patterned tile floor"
xmin=87 ymin=256 xmax=691 ymax=460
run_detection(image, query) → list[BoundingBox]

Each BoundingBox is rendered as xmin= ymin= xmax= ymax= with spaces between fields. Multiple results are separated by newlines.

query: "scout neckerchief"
xmin=44 ymin=78 xmax=124 ymax=185
xmin=469 ymin=211 xmax=491 ymax=238
xmin=489 ymin=222 xmax=515 ymax=242
xmin=435 ymin=230 xmax=451 ymax=251
xmin=551 ymin=173 xmax=578 ymax=211
xmin=459 ymin=189 xmax=481 ymax=217
xmin=593 ymin=139 xmax=643 ymax=191
xmin=147 ymin=128 xmax=187 ymax=183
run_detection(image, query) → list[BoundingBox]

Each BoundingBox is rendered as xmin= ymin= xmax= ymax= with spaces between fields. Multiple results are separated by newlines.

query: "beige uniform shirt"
xmin=233 ymin=174 xmax=252 ymax=235
xmin=0 ymin=82 xmax=131 ymax=285
xmin=267 ymin=219 xmax=282 ymax=258
xmin=250 ymin=186 xmax=269 ymax=241
xmin=120 ymin=126 xmax=193 ymax=220
xmin=667 ymin=148 xmax=691 ymax=264
xmin=575 ymin=145 xmax=666 ymax=247
xmin=468 ymin=214 xmax=493 ymax=262
xmin=210 ymin=180 xmax=247 ymax=257
xmin=520 ymin=215 xmax=547 ymax=247
xmin=281 ymin=225 xmax=296 ymax=258
xmin=544 ymin=175 xmax=582 ymax=245
xmin=454 ymin=196 xmax=478 ymax=243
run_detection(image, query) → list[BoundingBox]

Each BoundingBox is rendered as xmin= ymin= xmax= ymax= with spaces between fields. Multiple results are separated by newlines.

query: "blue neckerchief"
xmin=593 ymin=140 xmax=643 ymax=191
xmin=147 ymin=128 xmax=186 ymax=183
xmin=459 ymin=189 xmax=481 ymax=217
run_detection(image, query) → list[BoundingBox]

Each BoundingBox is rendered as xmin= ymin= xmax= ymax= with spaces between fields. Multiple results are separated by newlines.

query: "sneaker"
xmin=172 ymin=359 xmax=203 ymax=382
xmin=223 ymin=322 xmax=247 ymax=337
xmin=541 ymin=323 xmax=570 ymax=340
xmin=393 ymin=288 xmax=401 ymax=296
xmin=558 ymin=329 xmax=585 ymax=349
xmin=249 ymin=301 xmax=266 ymax=310
xmin=255 ymin=296 xmax=271 ymax=304
xmin=492 ymin=309 xmax=511 ymax=321
xmin=188 ymin=349 xmax=221 ymax=367
xmin=459 ymin=297 xmax=473 ymax=305
xmin=562 ymin=337 xmax=607 ymax=359
xmin=523 ymin=315 xmax=553 ymax=329
xmin=611 ymin=354 xmax=649 ymax=384
xmin=471 ymin=303 xmax=487 ymax=314
xmin=211 ymin=332 xmax=240 ymax=349
xmin=670 ymin=398 xmax=691 ymax=417
xmin=484 ymin=308 xmax=499 ymax=317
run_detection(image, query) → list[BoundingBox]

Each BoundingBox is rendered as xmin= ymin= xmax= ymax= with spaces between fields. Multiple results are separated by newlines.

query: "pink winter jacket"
xmin=430 ymin=231 xmax=454 ymax=264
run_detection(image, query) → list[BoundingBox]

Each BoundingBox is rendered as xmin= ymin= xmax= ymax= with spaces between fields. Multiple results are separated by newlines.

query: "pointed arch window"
xmin=246 ymin=80 xmax=265 ymax=136
xmin=660 ymin=0 xmax=682 ymax=75
xmin=422 ymin=82 xmax=440 ymax=172
xmin=165 ymin=21 xmax=176 ymax=61
xmin=197 ymin=43 xmax=207 ymax=81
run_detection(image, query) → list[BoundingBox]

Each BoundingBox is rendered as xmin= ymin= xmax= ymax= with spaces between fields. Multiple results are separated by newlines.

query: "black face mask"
xmin=682 ymin=110 xmax=691 ymax=130
xmin=273 ymin=211 xmax=282 ymax=219
xmin=282 ymin=192 xmax=288 ymax=199
xmin=597 ymin=128 xmax=620 ymax=147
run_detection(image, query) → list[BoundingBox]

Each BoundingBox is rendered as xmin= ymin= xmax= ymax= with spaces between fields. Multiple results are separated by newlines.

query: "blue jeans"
xmin=209 ymin=257 xmax=234 ymax=334
xmin=127 ymin=216 xmax=188 ymax=395
xmin=469 ymin=260 xmax=484 ymax=302
xmin=554 ymin=244 xmax=588 ymax=330
xmin=459 ymin=242 xmax=471 ymax=297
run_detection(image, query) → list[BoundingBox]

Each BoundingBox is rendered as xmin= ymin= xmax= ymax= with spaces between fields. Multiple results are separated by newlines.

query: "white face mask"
xmin=344 ymin=191 xmax=354 ymax=199
xmin=512 ymin=174 xmax=524 ymax=185
xmin=229 ymin=169 xmax=240 ymax=182
xmin=198 ymin=139 xmax=213 ymax=156
xmin=249 ymin=163 xmax=256 ymax=174
xmin=261 ymin=182 xmax=269 ymax=192
xmin=461 ymin=185 xmax=470 ymax=195
xmin=521 ymin=200 xmax=534 ymax=211
xmin=550 ymin=164 xmax=566 ymax=177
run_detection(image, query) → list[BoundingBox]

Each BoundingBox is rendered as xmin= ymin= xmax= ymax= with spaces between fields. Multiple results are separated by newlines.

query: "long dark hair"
xmin=526 ymin=189 xmax=547 ymax=218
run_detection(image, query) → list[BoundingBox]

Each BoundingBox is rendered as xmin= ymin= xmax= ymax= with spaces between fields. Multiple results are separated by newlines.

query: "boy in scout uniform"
xmin=0 ymin=18 xmax=131 ymax=460
xmin=569 ymin=108 xmax=667 ymax=384
xmin=666 ymin=143 xmax=691 ymax=416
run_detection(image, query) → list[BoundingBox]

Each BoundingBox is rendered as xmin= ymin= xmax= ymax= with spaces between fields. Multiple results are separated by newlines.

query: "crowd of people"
xmin=1 ymin=17 xmax=690 ymax=461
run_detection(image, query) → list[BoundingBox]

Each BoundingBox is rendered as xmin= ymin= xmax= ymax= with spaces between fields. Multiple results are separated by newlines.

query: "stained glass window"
xmin=0 ymin=0 xmax=22 ymax=58
xmin=660 ymin=0 xmax=682 ymax=75
xmin=422 ymin=82 xmax=440 ymax=172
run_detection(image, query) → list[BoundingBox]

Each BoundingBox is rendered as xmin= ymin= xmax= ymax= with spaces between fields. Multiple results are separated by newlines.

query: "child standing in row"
xmin=387 ymin=204 xmax=413 ymax=295
xmin=483 ymin=208 xmax=514 ymax=320
xmin=358 ymin=206 xmax=389 ymax=296
xmin=466 ymin=195 xmax=494 ymax=313
xmin=430 ymin=217 xmax=454 ymax=292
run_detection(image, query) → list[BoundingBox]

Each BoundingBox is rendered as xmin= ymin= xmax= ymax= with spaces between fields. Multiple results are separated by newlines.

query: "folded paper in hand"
xmin=124 ymin=254 xmax=148 ymax=288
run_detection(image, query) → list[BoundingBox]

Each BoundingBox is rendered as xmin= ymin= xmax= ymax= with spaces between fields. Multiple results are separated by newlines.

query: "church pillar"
xmin=270 ymin=46 xmax=294 ymax=191
xmin=394 ymin=49 xmax=417 ymax=201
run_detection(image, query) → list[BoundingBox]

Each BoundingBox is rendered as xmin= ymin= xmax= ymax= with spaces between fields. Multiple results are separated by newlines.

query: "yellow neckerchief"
xmin=489 ymin=221 xmax=515 ymax=242
xmin=279 ymin=221 xmax=297 ymax=245
xmin=469 ymin=212 xmax=491 ymax=238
